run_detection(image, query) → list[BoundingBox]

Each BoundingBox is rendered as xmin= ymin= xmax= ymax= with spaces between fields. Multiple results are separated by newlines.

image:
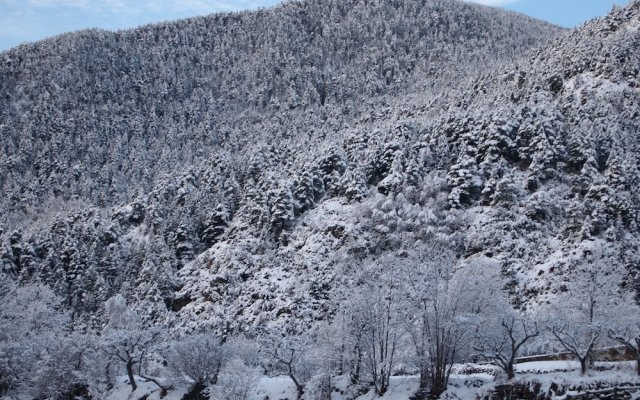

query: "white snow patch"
xmin=253 ymin=376 xmax=298 ymax=400
xmin=626 ymin=16 xmax=640 ymax=32
xmin=122 ymin=225 xmax=150 ymax=244
xmin=354 ymin=376 xmax=419 ymax=400
xmin=516 ymin=360 xmax=581 ymax=373
xmin=564 ymin=72 xmax=632 ymax=100
xmin=107 ymin=376 xmax=186 ymax=400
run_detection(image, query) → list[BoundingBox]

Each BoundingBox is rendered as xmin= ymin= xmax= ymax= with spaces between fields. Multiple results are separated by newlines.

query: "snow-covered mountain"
xmin=0 ymin=0 xmax=638 ymax=339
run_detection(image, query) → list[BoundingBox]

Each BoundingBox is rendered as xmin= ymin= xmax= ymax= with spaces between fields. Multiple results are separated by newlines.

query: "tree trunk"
xmin=184 ymin=381 xmax=208 ymax=400
xmin=350 ymin=345 xmax=362 ymax=384
xmin=211 ymin=366 xmax=220 ymax=385
xmin=105 ymin=362 xmax=114 ymax=391
xmin=377 ymin=372 xmax=389 ymax=396
xmin=579 ymin=358 xmax=588 ymax=375
xmin=506 ymin=360 xmax=515 ymax=380
xmin=289 ymin=373 xmax=304 ymax=400
xmin=636 ymin=358 xmax=640 ymax=376
xmin=294 ymin=382 xmax=304 ymax=400
xmin=429 ymin=382 xmax=446 ymax=399
xmin=126 ymin=359 xmax=137 ymax=391
xmin=140 ymin=372 xmax=168 ymax=393
xmin=338 ymin=343 xmax=345 ymax=375
xmin=410 ymin=368 xmax=430 ymax=400
xmin=430 ymin=345 xmax=447 ymax=398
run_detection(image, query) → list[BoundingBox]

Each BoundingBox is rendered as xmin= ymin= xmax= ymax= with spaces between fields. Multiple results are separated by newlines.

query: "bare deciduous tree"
xmin=101 ymin=294 xmax=161 ymax=392
xmin=212 ymin=358 xmax=262 ymax=400
xmin=260 ymin=331 xmax=314 ymax=400
xmin=475 ymin=315 xmax=539 ymax=380
xmin=334 ymin=259 xmax=404 ymax=396
xmin=547 ymin=246 xmax=623 ymax=375
xmin=606 ymin=291 xmax=640 ymax=375
xmin=400 ymin=244 xmax=484 ymax=399
xmin=168 ymin=334 xmax=227 ymax=387
xmin=360 ymin=281 xmax=402 ymax=396
xmin=472 ymin=261 xmax=540 ymax=381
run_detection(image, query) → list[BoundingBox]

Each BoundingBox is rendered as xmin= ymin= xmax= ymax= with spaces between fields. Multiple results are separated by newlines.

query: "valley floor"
xmin=105 ymin=361 xmax=640 ymax=400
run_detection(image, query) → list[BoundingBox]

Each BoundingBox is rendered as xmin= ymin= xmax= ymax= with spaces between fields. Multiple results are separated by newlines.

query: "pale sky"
xmin=0 ymin=0 xmax=632 ymax=51
xmin=476 ymin=0 xmax=631 ymax=27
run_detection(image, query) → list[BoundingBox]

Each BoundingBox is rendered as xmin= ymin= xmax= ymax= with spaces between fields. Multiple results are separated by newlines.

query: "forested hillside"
xmin=2 ymin=0 xmax=640 ymax=397
xmin=0 ymin=0 xmax=558 ymax=213
xmin=0 ymin=0 xmax=563 ymax=328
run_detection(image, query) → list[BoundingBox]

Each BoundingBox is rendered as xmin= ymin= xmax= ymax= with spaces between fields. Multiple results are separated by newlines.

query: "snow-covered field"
xmin=104 ymin=361 xmax=640 ymax=400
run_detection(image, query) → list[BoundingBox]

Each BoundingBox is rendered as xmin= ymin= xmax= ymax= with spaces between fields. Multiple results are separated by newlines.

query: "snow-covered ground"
xmin=106 ymin=375 xmax=299 ymax=400
xmin=106 ymin=361 xmax=640 ymax=400
xmin=254 ymin=376 xmax=299 ymax=400
xmin=350 ymin=376 xmax=418 ymax=400
xmin=106 ymin=376 xmax=187 ymax=400
xmin=512 ymin=360 xmax=640 ymax=398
